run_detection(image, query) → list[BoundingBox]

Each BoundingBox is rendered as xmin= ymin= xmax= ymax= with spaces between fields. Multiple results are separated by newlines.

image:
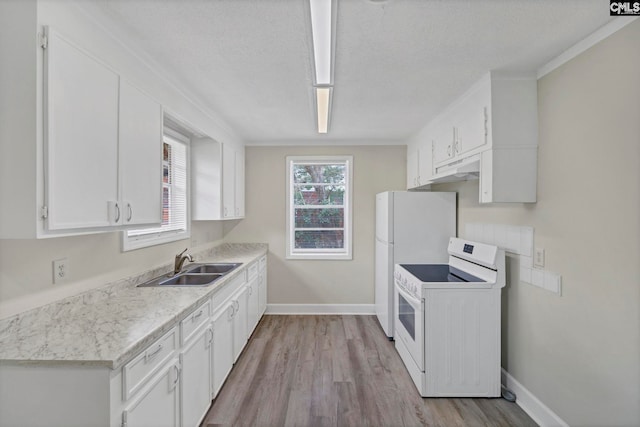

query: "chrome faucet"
xmin=174 ymin=248 xmax=194 ymax=275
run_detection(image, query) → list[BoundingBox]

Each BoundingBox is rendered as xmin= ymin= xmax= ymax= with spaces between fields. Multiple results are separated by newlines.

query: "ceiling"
xmin=84 ymin=0 xmax=614 ymax=144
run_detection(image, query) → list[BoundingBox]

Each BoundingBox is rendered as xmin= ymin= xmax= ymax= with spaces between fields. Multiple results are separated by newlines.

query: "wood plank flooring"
xmin=201 ymin=315 xmax=537 ymax=427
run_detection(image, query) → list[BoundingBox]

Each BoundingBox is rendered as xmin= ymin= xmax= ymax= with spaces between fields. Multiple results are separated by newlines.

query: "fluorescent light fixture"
xmin=309 ymin=0 xmax=332 ymax=85
xmin=316 ymin=87 xmax=331 ymax=133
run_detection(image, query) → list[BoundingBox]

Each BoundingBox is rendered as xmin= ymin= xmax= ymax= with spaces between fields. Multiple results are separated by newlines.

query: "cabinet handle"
xmin=234 ymin=300 xmax=240 ymax=311
xmin=227 ymin=304 xmax=235 ymax=320
xmin=145 ymin=344 xmax=163 ymax=362
xmin=172 ymin=364 xmax=180 ymax=390
xmin=447 ymin=145 xmax=452 ymax=156
xmin=484 ymin=106 xmax=488 ymax=144
xmin=114 ymin=202 xmax=120 ymax=223
xmin=127 ymin=203 xmax=132 ymax=222
xmin=192 ymin=310 xmax=203 ymax=321
xmin=224 ymin=207 xmax=228 ymax=217
xmin=206 ymin=328 xmax=214 ymax=348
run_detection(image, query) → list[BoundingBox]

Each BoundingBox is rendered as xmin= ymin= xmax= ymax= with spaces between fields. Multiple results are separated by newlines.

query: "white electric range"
xmin=393 ymin=237 xmax=505 ymax=397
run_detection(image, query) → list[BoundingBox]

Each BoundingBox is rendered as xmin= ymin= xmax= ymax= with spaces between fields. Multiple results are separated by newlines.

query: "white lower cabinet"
xmin=0 ymin=256 xmax=268 ymax=427
xmin=258 ymin=256 xmax=268 ymax=316
xmin=247 ymin=275 xmax=260 ymax=333
xmin=180 ymin=324 xmax=213 ymax=427
xmin=122 ymin=358 xmax=181 ymax=427
xmin=231 ymin=285 xmax=249 ymax=362
xmin=211 ymin=300 xmax=235 ymax=397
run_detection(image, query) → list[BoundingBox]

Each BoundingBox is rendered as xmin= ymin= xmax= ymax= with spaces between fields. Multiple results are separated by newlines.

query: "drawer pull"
xmin=145 ymin=344 xmax=163 ymax=362
xmin=192 ymin=310 xmax=203 ymax=321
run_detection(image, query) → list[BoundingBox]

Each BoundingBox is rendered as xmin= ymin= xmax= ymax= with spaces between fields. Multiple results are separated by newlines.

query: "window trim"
xmin=121 ymin=127 xmax=190 ymax=251
xmin=285 ymin=155 xmax=353 ymax=260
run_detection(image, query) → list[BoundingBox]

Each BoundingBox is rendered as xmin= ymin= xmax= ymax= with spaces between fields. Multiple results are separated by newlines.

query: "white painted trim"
xmin=537 ymin=17 xmax=639 ymax=79
xmin=266 ymin=304 xmax=375 ymax=315
xmin=245 ymin=139 xmax=405 ymax=146
xmin=501 ymin=368 xmax=569 ymax=427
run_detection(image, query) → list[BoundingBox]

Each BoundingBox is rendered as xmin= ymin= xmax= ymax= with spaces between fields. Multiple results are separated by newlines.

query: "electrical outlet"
xmin=53 ymin=258 xmax=68 ymax=284
xmin=534 ymin=248 xmax=545 ymax=268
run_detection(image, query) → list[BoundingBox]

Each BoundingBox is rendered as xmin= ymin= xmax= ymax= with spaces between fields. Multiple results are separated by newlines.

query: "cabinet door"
xmin=235 ymin=146 xmax=245 ymax=217
xmin=247 ymin=276 xmax=260 ymax=334
xmin=211 ymin=302 xmax=234 ymax=397
xmin=455 ymin=87 xmax=489 ymax=156
xmin=417 ymin=139 xmax=433 ymax=184
xmin=181 ymin=325 xmax=213 ymax=427
xmin=258 ymin=268 xmax=267 ymax=316
xmin=232 ymin=286 xmax=249 ymax=362
xmin=222 ymin=143 xmax=235 ymax=218
xmin=122 ymin=359 xmax=180 ymax=427
xmin=432 ymin=119 xmax=455 ymax=167
xmin=44 ymin=27 xmax=119 ymax=230
xmin=191 ymin=138 xmax=223 ymax=220
xmin=119 ymin=80 xmax=163 ymax=226
xmin=406 ymin=146 xmax=419 ymax=189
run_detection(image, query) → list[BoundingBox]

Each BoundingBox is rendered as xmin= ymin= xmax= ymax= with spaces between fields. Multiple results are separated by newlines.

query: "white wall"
xmin=434 ymin=20 xmax=640 ymax=427
xmin=223 ymin=145 xmax=406 ymax=306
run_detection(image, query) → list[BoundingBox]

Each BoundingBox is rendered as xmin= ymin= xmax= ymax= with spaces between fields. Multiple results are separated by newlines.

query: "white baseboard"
xmin=266 ymin=304 xmax=375 ymax=315
xmin=501 ymin=368 xmax=568 ymax=427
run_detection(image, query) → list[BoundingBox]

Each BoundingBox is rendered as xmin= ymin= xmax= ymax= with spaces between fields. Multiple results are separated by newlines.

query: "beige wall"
xmin=0 ymin=222 xmax=223 ymax=318
xmin=435 ymin=21 xmax=640 ymax=427
xmin=223 ymin=145 xmax=406 ymax=305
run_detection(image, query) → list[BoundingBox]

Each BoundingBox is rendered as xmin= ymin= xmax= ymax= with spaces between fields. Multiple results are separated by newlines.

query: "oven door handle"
xmin=395 ymin=281 xmax=422 ymax=307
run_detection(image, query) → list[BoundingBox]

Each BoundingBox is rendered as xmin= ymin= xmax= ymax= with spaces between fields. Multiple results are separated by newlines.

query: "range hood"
xmin=429 ymin=155 xmax=480 ymax=184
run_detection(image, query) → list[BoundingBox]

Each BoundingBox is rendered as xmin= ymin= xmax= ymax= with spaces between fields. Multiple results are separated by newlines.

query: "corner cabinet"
xmin=192 ymin=139 xmax=245 ymax=220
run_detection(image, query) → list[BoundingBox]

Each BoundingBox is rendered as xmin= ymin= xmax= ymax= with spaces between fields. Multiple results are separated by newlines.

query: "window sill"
xmin=286 ymin=252 xmax=352 ymax=261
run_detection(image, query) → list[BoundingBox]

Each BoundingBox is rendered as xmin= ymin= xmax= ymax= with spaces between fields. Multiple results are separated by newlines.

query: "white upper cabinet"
xmin=407 ymin=139 xmax=434 ymax=190
xmin=118 ymin=80 xmax=163 ymax=227
xmin=44 ymin=28 xmax=163 ymax=232
xmin=412 ymin=72 xmax=538 ymax=203
xmin=44 ymin=27 xmax=120 ymax=230
xmin=406 ymin=145 xmax=419 ymax=189
xmin=192 ymin=139 xmax=245 ymax=220
xmin=2 ymin=26 xmax=163 ymax=237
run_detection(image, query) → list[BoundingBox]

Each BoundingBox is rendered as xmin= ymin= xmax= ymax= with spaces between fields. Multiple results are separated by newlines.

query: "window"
xmin=123 ymin=128 xmax=189 ymax=251
xmin=286 ymin=156 xmax=353 ymax=260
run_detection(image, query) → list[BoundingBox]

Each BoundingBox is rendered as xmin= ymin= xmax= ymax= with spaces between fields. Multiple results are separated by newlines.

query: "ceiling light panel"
xmin=309 ymin=0 xmax=333 ymax=85
xmin=316 ymin=87 xmax=331 ymax=133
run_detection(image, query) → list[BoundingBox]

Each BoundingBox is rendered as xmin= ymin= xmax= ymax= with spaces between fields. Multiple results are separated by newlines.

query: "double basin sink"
xmin=138 ymin=263 xmax=242 ymax=287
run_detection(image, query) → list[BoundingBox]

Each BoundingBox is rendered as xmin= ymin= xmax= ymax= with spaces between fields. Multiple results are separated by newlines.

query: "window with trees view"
xmin=286 ymin=156 xmax=353 ymax=260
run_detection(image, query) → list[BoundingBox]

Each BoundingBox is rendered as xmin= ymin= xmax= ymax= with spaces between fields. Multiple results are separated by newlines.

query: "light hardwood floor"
xmin=201 ymin=315 xmax=537 ymax=427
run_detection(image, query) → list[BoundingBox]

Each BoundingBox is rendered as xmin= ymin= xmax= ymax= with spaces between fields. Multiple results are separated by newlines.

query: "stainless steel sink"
xmin=185 ymin=263 xmax=241 ymax=274
xmin=137 ymin=263 xmax=242 ymax=287
xmin=159 ymin=273 xmax=223 ymax=286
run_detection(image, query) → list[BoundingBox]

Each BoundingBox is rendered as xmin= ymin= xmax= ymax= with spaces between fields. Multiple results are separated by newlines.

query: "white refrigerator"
xmin=375 ymin=191 xmax=456 ymax=338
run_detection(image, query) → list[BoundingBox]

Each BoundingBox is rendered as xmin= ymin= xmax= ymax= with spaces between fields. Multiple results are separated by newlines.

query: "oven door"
xmin=394 ymin=280 xmax=424 ymax=371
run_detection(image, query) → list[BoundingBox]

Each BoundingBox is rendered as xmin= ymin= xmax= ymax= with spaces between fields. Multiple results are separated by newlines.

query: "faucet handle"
xmin=177 ymin=248 xmax=188 ymax=257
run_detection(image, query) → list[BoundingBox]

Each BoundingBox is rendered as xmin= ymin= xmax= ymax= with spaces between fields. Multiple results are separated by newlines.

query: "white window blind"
xmin=123 ymin=129 xmax=189 ymax=250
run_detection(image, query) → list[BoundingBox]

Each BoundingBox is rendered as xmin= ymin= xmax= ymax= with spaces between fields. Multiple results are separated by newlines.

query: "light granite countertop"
xmin=0 ymin=243 xmax=268 ymax=370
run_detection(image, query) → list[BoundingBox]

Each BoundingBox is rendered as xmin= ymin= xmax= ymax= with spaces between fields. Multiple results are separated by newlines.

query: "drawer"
xmin=180 ymin=300 xmax=211 ymax=345
xmin=259 ymin=255 xmax=267 ymax=271
xmin=212 ymin=270 xmax=246 ymax=311
xmin=123 ymin=326 xmax=178 ymax=400
xmin=247 ymin=261 xmax=259 ymax=281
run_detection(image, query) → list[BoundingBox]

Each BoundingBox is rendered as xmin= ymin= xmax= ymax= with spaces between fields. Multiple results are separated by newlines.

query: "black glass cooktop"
xmin=400 ymin=264 xmax=485 ymax=283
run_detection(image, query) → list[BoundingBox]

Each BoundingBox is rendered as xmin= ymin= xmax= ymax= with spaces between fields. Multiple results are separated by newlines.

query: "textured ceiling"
xmin=85 ymin=0 xmax=613 ymax=144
